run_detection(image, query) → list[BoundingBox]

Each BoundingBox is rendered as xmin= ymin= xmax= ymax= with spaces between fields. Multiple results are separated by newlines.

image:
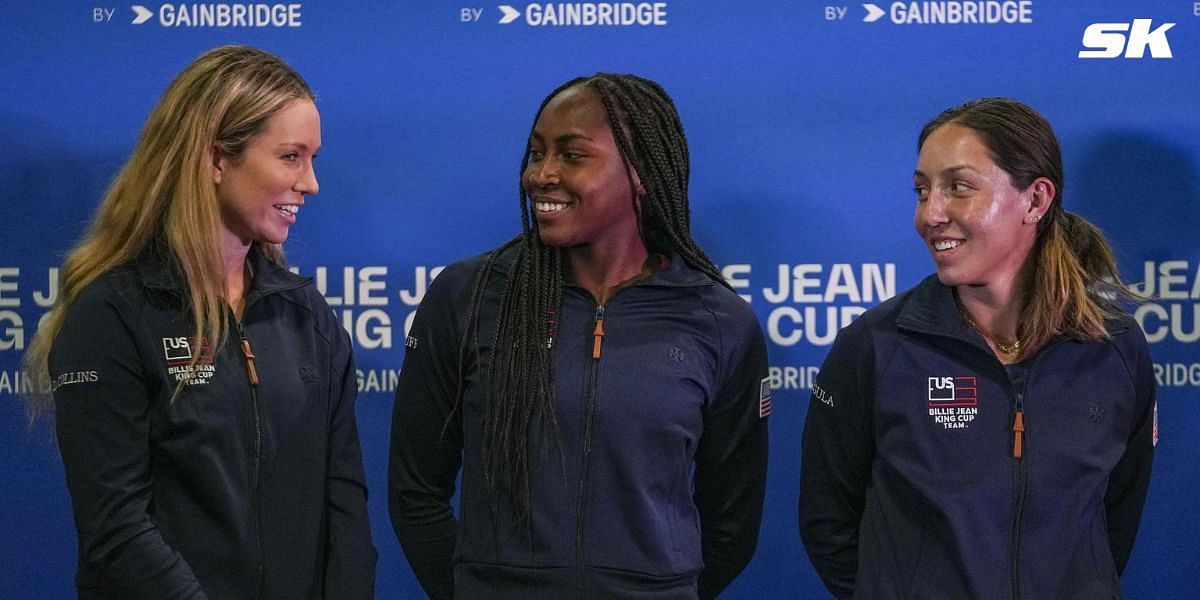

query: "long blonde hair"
xmin=918 ymin=98 xmax=1132 ymax=357
xmin=23 ymin=45 xmax=313 ymax=417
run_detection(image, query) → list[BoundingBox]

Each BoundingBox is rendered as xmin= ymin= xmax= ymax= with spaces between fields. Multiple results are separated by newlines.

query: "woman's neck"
xmin=956 ymin=273 xmax=1027 ymax=361
xmin=222 ymin=235 xmax=252 ymax=319
xmin=565 ymin=240 xmax=650 ymax=304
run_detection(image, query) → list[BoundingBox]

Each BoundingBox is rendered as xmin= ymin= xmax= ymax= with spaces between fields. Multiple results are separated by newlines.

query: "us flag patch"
xmin=759 ymin=377 xmax=772 ymax=418
xmin=927 ymin=375 xmax=979 ymax=430
xmin=1153 ymin=401 xmax=1158 ymax=447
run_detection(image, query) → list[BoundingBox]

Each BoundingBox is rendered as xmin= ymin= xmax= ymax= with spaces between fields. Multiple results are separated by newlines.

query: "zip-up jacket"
xmin=799 ymin=274 xmax=1156 ymax=600
xmin=389 ymin=248 xmax=770 ymax=599
xmin=49 ymin=245 xmax=377 ymax=599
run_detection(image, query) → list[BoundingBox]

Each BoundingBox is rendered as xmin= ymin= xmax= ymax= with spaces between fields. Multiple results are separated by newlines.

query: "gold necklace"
xmin=995 ymin=338 xmax=1022 ymax=357
xmin=958 ymin=308 xmax=1022 ymax=358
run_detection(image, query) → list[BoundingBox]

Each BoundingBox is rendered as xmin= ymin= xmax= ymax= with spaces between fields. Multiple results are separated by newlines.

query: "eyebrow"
xmin=277 ymin=142 xmax=321 ymax=154
xmin=913 ymin=164 xmax=978 ymax=178
xmin=529 ymin=132 xmax=594 ymax=145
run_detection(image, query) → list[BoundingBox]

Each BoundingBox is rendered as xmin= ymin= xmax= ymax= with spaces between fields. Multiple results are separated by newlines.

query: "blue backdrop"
xmin=2 ymin=1 xmax=1197 ymax=597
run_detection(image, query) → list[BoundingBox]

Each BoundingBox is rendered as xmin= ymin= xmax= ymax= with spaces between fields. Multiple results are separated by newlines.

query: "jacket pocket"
xmin=1089 ymin=510 xmax=1122 ymax=599
xmin=854 ymin=491 xmax=933 ymax=599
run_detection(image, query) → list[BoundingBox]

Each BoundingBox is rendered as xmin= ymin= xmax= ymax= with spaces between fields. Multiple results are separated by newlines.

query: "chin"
xmin=935 ymin=271 xmax=990 ymax=290
xmin=535 ymin=230 xmax=570 ymax=248
xmin=260 ymin=231 xmax=290 ymax=245
xmin=933 ymin=268 xmax=965 ymax=287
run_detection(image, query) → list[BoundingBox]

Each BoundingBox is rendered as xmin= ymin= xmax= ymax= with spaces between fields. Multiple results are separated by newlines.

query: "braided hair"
xmin=460 ymin=74 xmax=726 ymax=516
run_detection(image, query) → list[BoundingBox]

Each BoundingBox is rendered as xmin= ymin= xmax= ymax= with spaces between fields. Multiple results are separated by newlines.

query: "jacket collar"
xmin=137 ymin=242 xmax=312 ymax=295
xmin=640 ymin=252 xmax=715 ymax=288
xmin=894 ymin=274 xmax=972 ymax=340
xmin=491 ymin=239 xmax=715 ymax=289
xmin=894 ymin=273 xmax=1130 ymax=346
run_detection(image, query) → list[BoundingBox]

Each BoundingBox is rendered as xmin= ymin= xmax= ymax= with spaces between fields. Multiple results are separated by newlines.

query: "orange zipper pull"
xmin=591 ymin=306 xmax=605 ymax=360
xmin=240 ymin=338 xmax=260 ymax=386
xmin=1012 ymin=409 xmax=1025 ymax=459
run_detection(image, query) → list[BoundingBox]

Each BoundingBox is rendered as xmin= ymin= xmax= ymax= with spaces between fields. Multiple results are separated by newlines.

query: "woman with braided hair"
xmin=389 ymin=74 xmax=769 ymax=599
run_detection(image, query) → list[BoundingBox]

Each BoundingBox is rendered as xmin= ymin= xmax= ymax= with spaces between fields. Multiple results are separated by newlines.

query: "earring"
xmin=1025 ymin=215 xmax=1041 ymax=224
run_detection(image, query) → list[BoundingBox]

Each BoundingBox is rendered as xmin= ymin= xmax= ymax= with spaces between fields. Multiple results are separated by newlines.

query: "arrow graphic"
xmin=863 ymin=3 xmax=884 ymax=23
xmin=131 ymin=5 xmax=153 ymax=25
xmin=498 ymin=5 xmax=520 ymax=24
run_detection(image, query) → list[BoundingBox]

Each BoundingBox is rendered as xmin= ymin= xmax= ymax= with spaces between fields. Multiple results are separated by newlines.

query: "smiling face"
xmin=913 ymin=123 xmax=1047 ymax=290
xmin=213 ymin=98 xmax=321 ymax=247
xmin=522 ymin=85 xmax=645 ymax=254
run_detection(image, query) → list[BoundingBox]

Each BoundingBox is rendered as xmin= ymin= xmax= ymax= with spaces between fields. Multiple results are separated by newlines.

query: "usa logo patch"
xmin=162 ymin=336 xmax=213 ymax=365
xmin=927 ymin=375 xmax=978 ymax=429
xmin=162 ymin=336 xmax=215 ymax=386
xmin=759 ymin=377 xmax=772 ymax=418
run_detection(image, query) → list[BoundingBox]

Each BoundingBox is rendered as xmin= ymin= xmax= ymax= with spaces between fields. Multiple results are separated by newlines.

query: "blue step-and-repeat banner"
xmin=2 ymin=2 xmax=1197 ymax=597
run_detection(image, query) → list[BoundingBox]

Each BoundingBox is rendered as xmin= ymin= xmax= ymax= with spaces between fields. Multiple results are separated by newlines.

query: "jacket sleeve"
xmin=799 ymin=323 xmax=876 ymax=600
xmin=323 ymin=321 xmax=378 ymax=598
xmin=388 ymin=264 xmax=468 ymax=600
xmin=1104 ymin=328 xmax=1156 ymax=574
xmin=694 ymin=316 xmax=770 ymax=599
xmin=49 ymin=282 xmax=208 ymax=599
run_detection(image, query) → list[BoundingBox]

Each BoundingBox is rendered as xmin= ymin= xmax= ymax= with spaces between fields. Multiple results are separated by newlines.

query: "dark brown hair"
xmin=919 ymin=97 xmax=1132 ymax=357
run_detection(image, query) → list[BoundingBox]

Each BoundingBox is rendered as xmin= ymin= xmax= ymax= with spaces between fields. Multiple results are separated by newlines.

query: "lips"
xmin=274 ymin=204 xmax=300 ymax=222
xmin=531 ymin=194 xmax=570 ymax=215
xmin=933 ymin=239 xmax=962 ymax=252
xmin=534 ymin=201 xmax=568 ymax=213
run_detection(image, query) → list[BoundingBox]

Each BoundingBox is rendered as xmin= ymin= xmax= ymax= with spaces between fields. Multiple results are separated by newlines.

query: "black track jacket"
xmin=50 ymin=245 xmax=376 ymax=599
xmin=800 ymin=275 xmax=1156 ymax=599
xmin=390 ymin=249 xmax=770 ymax=599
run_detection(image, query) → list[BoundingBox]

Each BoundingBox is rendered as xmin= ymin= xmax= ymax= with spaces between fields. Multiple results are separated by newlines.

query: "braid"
xmin=589 ymin=75 xmax=726 ymax=286
xmin=479 ymin=73 xmax=728 ymax=517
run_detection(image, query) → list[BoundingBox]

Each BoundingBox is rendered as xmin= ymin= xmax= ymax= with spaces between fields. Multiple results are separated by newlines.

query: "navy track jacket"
xmin=389 ymin=248 xmax=770 ymax=599
xmin=50 ymin=245 xmax=376 ymax=599
xmin=800 ymin=275 xmax=1156 ymax=600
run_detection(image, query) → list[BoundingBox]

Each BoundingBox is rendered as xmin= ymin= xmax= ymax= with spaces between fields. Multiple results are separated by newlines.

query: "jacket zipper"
xmin=575 ymin=304 xmax=605 ymax=598
xmin=591 ymin=305 xmax=605 ymax=359
xmin=235 ymin=321 xmax=266 ymax=600
xmin=1006 ymin=343 xmax=1065 ymax=600
xmin=1010 ymin=390 xmax=1028 ymax=600
xmin=905 ymin=319 xmax=1066 ymax=600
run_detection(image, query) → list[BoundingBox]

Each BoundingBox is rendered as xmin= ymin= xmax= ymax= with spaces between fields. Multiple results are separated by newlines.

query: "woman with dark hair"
xmin=24 ymin=46 xmax=376 ymax=598
xmin=800 ymin=98 xmax=1155 ymax=599
xmin=389 ymin=74 xmax=769 ymax=599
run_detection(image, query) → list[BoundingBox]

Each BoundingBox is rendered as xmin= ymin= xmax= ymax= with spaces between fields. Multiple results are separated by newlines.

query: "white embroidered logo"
xmin=162 ymin=336 xmax=215 ymax=386
xmin=927 ymin=376 xmax=978 ymax=429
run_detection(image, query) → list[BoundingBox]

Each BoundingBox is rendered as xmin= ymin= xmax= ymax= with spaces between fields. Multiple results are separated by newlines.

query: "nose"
xmin=526 ymin=155 xmax=560 ymax=188
xmin=296 ymin=162 xmax=318 ymax=196
xmin=918 ymin=189 xmax=949 ymax=227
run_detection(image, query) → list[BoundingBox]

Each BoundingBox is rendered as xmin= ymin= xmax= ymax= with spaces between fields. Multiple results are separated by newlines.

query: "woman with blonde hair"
xmin=800 ymin=98 xmax=1155 ymax=599
xmin=24 ymin=45 xmax=376 ymax=599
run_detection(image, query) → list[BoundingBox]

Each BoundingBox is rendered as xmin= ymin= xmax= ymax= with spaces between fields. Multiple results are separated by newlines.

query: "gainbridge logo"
xmin=458 ymin=3 xmax=668 ymax=26
xmin=95 ymin=4 xmax=304 ymax=27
